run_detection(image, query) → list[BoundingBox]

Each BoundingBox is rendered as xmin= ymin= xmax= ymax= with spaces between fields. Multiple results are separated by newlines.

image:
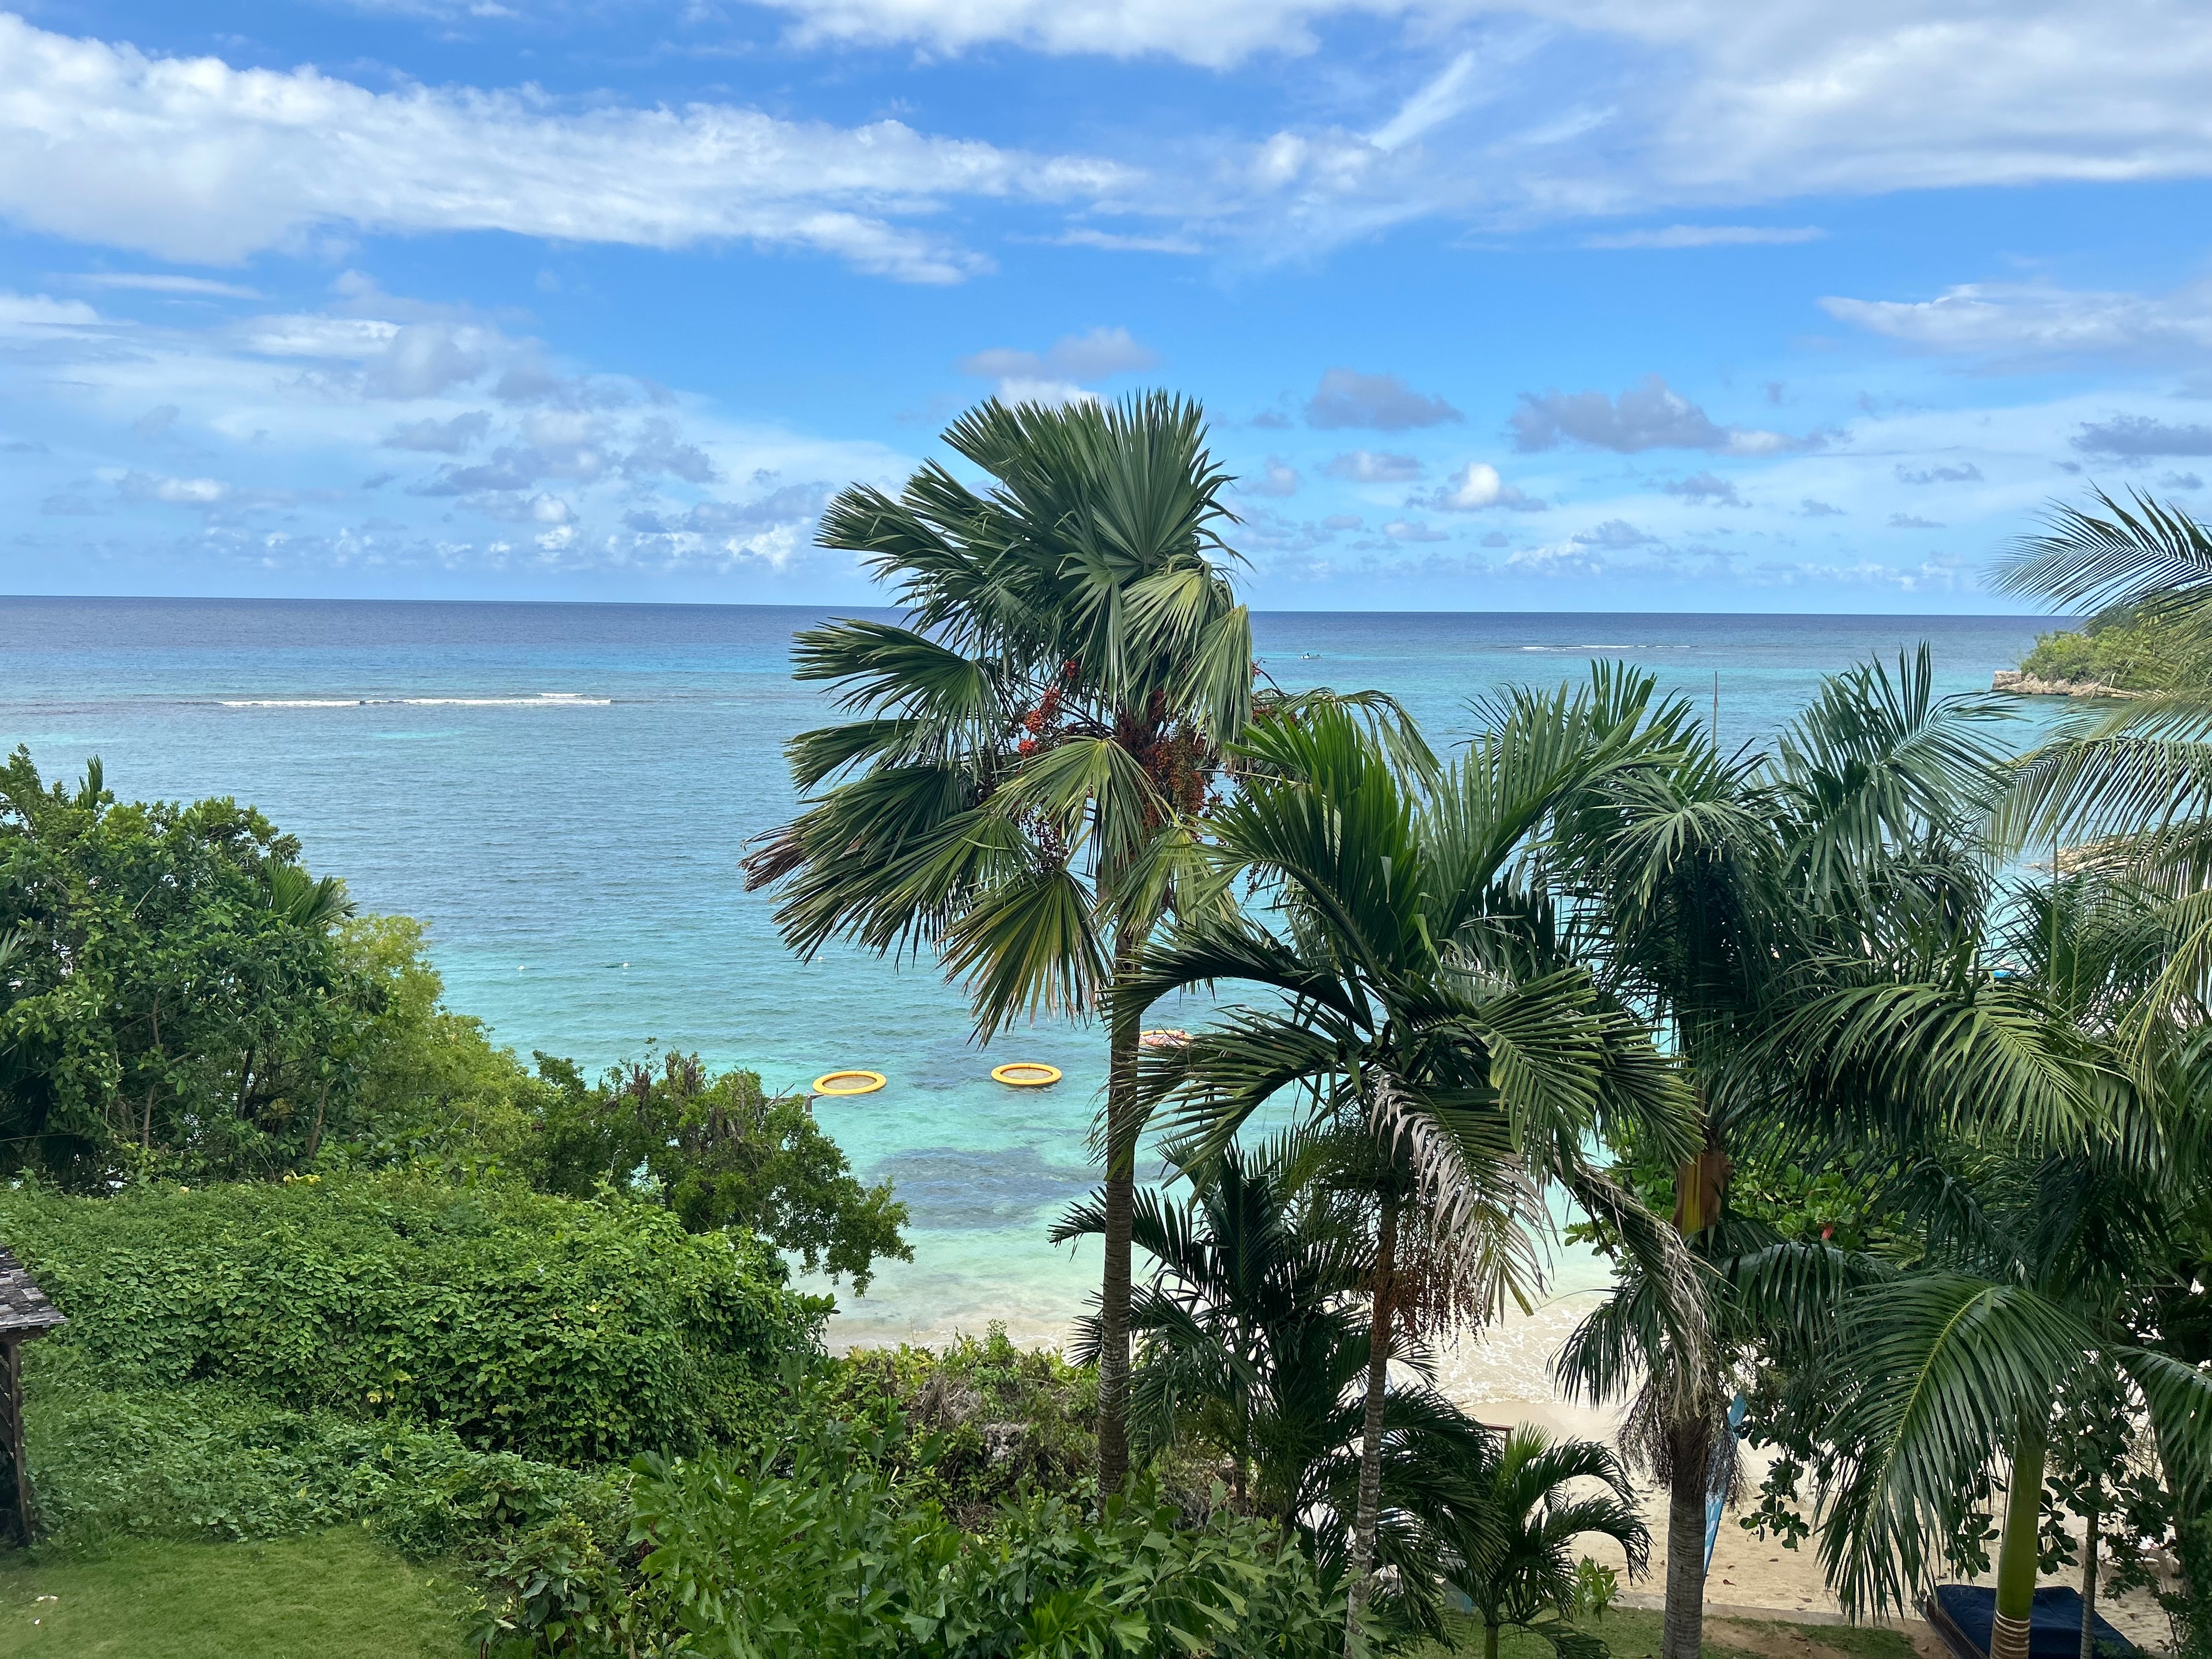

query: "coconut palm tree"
xmin=1116 ymin=694 xmax=1705 ymax=1653
xmin=1412 ymin=1426 xmax=1650 ymax=1659
xmin=742 ymin=393 xmax=1257 ymax=1492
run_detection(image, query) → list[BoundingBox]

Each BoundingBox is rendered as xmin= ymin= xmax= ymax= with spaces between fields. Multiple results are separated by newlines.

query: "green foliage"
xmin=25 ymin=1378 xmax=624 ymax=1558
xmin=0 ymin=749 xmax=382 ymax=1185
xmin=2018 ymin=607 xmax=2212 ymax=691
xmin=320 ymin=913 xmax=548 ymax=1173
xmin=1 ymin=1172 xmax=826 ymax=1463
xmin=1402 ymin=1425 xmax=1648 ymax=1654
xmin=591 ymin=1415 xmax=1344 ymax=1659
xmin=521 ymin=1050 xmax=911 ymax=1293
xmin=825 ymin=1324 xmax=1099 ymax=1526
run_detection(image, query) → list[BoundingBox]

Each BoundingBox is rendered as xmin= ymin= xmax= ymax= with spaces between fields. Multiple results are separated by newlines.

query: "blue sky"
xmin=1 ymin=1 xmax=2209 ymax=611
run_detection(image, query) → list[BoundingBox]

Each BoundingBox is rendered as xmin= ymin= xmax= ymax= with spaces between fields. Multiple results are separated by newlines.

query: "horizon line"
xmin=0 ymin=593 xmax=2069 ymax=622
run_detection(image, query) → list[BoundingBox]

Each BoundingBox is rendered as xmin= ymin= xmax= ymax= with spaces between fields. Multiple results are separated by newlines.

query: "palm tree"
xmin=1055 ymin=1125 xmax=1505 ymax=1580
xmin=1052 ymin=1130 xmax=1364 ymax=1519
xmin=1997 ymin=489 xmax=2212 ymax=1060
xmin=1550 ymin=649 xmax=2100 ymax=1659
xmin=1116 ymin=695 xmax=1703 ymax=1653
xmin=742 ymin=392 xmax=1255 ymax=1491
xmin=1415 ymin=1426 xmax=1650 ymax=1659
xmin=1755 ymin=866 xmax=2212 ymax=1659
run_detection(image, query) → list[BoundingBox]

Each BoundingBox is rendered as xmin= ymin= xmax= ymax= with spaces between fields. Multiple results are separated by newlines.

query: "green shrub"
xmin=827 ymin=1323 xmax=1100 ymax=1525
xmin=2 ymin=1171 xmax=827 ymax=1462
xmin=519 ymin=1050 xmax=911 ymax=1293
xmin=25 ymin=1378 xmax=626 ymax=1556
xmin=475 ymin=1414 xmax=1344 ymax=1658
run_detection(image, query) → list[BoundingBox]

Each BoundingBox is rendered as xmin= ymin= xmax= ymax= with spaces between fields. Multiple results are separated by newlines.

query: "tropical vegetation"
xmin=14 ymin=399 xmax=2212 ymax=1659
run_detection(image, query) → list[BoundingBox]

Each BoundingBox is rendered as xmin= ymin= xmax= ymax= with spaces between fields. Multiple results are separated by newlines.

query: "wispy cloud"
xmin=1584 ymin=225 xmax=1824 ymax=249
xmin=0 ymin=14 xmax=1124 ymax=283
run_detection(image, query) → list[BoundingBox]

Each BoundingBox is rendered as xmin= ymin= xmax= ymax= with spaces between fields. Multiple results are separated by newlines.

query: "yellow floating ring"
xmin=992 ymin=1062 xmax=1062 ymax=1088
xmin=813 ymin=1070 xmax=886 ymax=1096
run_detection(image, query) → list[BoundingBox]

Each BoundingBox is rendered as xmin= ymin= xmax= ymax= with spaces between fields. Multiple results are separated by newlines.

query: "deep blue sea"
xmin=0 ymin=599 xmax=2058 ymax=1346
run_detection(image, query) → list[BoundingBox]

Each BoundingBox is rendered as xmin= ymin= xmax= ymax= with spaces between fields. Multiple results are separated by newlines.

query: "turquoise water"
xmin=1 ymin=599 xmax=2055 ymax=1344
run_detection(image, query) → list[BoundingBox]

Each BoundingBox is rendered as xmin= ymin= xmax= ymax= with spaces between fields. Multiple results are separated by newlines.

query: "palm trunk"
xmin=1344 ymin=1191 xmax=1398 ymax=1657
xmin=1662 ymin=1418 xmax=1711 ymax=1659
xmin=1993 ymin=1418 xmax=2051 ymax=1659
xmin=1095 ymin=934 xmax=1142 ymax=1498
xmin=2080 ymin=1473 xmax=2101 ymax=1659
xmin=1484 ymin=1622 xmax=1501 ymax=1659
xmin=1661 ymin=1098 xmax=1725 ymax=1659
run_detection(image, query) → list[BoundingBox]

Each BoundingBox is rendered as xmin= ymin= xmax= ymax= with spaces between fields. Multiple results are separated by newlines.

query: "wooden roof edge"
xmin=0 ymin=1249 xmax=65 ymax=1336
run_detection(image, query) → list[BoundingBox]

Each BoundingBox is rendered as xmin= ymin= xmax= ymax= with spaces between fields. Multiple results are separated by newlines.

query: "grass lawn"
xmin=0 ymin=1529 xmax=473 ymax=1658
xmin=1402 ymin=1605 xmax=1922 ymax=1659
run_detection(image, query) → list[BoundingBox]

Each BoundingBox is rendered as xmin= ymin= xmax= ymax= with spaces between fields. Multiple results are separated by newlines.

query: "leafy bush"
xmin=475 ymin=1413 xmax=1344 ymax=1658
xmin=0 ymin=751 xmax=387 ymax=1184
xmin=25 ymin=1378 xmax=626 ymax=1556
xmin=521 ymin=1049 xmax=911 ymax=1293
xmin=3 ymin=1171 xmax=826 ymax=1461
xmin=827 ymin=1323 xmax=1100 ymax=1525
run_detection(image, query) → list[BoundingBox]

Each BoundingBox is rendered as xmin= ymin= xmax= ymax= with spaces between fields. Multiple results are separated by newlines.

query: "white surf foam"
xmin=219 ymin=693 xmax=611 ymax=707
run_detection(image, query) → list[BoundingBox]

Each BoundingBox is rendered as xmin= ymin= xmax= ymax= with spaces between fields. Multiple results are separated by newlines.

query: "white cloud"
xmin=1324 ymin=449 xmax=1422 ymax=482
xmin=1050 ymin=228 xmax=1205 ymax=254
xmin=0 ymin=13 xmax=1124 ymax=283
xmin=987 ymin=377 xmax=1099 ymax=407
xmin=1305 ymin=369 xmax=1462 ymax=430
xmin=0 ymin=280 xmax=911 ymax=582
xmin=1423 ymin=460 xmax=1544 ymax=510
xmin=385 ymin=411 xmax=493 ymax=453
xmin=1822 ymin=280 xmax=2212 ymax=363
xmin=734 ymin=0 xmax=2212 ymax=232
xmin=71 ymin=272 xmax=261 ymax=298
xmin=959 ymin=326 xmax=1158 ymax=387
xmin=116 ymin=471 xmax=228 ymax=505
xmin=1660 ymin=470 xmax=1745 ymax=506
xmin=1584 ymin=225 xmax=1824 ymax=249
xmin=0 ymin=290 xmax=102 ymax=332
xmin=1382 ymin=518 xmax=1448 ymax=541
xmin=1238 ymin=456 xmax=1301 ymax=497
xmin=2070 ymin=416 xmax=2212 ymax=459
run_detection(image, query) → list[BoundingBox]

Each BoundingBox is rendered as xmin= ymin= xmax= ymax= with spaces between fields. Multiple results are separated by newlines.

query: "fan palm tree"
xmin=1116 ymin=694 xmax=1705 ymax=1652
xmin=742 ymin=393 xmax=1257 ymax=1491
xmin=1414 ymin=1426 xmax=1650 ymax=1659
xmin=1550 ymin=649 xmax=2107 ymax=1659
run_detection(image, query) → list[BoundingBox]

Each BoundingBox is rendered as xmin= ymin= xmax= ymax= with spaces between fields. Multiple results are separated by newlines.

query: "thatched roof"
xmin=0 ymin=1251 xmax=64 ymax=1339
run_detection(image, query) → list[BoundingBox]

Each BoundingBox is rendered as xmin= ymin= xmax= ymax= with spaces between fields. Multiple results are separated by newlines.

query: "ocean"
xmin=1 ymin=599 xmax=2058 ymax=1354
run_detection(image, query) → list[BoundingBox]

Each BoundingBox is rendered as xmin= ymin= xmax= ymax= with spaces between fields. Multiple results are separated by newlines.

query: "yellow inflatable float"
xmin=991 ymin=1062 xmax=1062 ymax=1088
xmin=813 ymin=1070 xmax=887 ymax=1096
